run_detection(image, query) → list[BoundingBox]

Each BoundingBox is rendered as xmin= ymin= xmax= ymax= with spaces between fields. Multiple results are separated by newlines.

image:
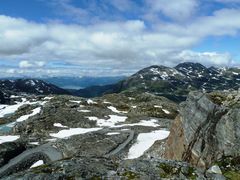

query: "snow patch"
xmin=16 ymin=107 xmax=41 ymax=122
xmin=86 ymin=116 xmax=99 ymax=121
xmin=126 ymin=130 xmax=170 ymax=159
xmin=54 ymin=123 xmax=68 ymax=128
xmin=43 ymin=96 xmax=54 ymax=100
xmin=115 ymin=119 xmax=160 ymax=128
xmin=107 ymin=132 xmax=121 ymax=135
xmin=78 ymin=109 xmax=91 ymax=113
xmin=29 ymin=142 xmax=39 ymax=145
xmin=108 ymin=106 xmax=128 ymax=114
xmin=87 ymin=99 xmax=97 ymax=104
xmin=95 ymin=115 xmax=127 ymax=127
xmin=0 ymin=135 xmax=20 ymax=144
xmin=30 ymin=160 xmax=44 ymax=168
xmin=0 ymin=99 xmax=45 ymax=118
xmin=50 ymin=127 xmax=101 ymax=138
xmin=162 ymin=109 xmax=170 ymax=114
xmin=70 ymin=100 xmax=81 ymax=104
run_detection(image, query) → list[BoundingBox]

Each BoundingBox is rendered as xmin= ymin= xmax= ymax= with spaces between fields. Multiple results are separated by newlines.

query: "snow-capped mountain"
xmin=76 ymin=62 xmax=240 ymax=102
xmin=0 ymin=79 xmax=69 ymax=97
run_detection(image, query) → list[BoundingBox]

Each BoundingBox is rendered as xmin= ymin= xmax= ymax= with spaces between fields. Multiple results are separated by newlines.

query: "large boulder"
xmin=165 ymin=91 xmax=240 ymax=169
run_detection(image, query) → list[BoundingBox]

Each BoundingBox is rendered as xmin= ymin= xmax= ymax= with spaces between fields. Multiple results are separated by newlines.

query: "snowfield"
xmin=0 ymin=135 xmax=20 ymax=144
xmin=0 ymin=98 xmax=46 ymax=118
xmin=87 ymin=116 xmax=160 ymax=128
xmin=50 ymin=127 xmax=102 ymax=138
xmin=16 ymin=107 xmax=41 ymax=122
xmin=126 ymin=130 xmax=170 ymax=159
xmin=0 ymin=101 xmax=27 ymax=118
xmin=107 ymin=106 xmax=128 ymax=114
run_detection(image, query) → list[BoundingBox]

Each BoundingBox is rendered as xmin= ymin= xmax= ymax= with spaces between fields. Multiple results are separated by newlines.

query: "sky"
xmin=0 ymin=0 xmax=240 ymax=77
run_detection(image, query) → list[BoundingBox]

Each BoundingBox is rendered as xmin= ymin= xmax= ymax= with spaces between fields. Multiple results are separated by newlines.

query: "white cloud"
xmin=156 ymin=8 xmax=240 ymax=37
xmin=145 ymin=0 xmax=198 ymax=21
xmin=19 ymin=60 xmax=46 ymax=68
xmin=177 ymin=50 xmax=233 ymax=66
xmin=0 ymin=5 xmax=240 ymax=76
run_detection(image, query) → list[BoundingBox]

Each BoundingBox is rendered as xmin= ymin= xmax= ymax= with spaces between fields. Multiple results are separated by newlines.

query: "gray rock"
xmin=3 ymin=157 xmax=200 ymax=180
xmin=165 ymin=90 xmax=240 ymax=169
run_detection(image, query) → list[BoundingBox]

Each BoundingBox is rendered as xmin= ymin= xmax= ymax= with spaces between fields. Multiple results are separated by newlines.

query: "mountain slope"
xmin=75 ymin=62 xmax=240 ymax=102
xmin=0 ymin=79 xmax=69 ymax=96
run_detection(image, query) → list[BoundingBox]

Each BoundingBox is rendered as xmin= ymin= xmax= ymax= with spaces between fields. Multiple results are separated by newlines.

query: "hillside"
xmin=0 ymin=79 xmax=69 ymax=102
xmin=76 ymin=62 xmax=240 ymax=102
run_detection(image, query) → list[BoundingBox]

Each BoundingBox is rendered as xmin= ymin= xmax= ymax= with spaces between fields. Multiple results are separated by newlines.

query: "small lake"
xmin=0 ymin=124 xmax=12 ymax=133
xmin=0 ymin=106 xmax=16 ymax=134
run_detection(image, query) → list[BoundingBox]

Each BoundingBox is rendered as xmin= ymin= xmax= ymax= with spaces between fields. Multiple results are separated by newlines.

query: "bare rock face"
xmin=165 ymin=91 xmax=240 ymax=168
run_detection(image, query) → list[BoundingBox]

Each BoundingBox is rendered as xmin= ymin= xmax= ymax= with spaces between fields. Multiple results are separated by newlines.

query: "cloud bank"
xmin=0 ymin=0 xmax=240 ymax=77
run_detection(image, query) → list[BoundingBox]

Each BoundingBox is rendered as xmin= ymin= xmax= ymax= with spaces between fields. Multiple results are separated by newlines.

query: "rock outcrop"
xmin=165 ymin=91 xmax=240 ymax=169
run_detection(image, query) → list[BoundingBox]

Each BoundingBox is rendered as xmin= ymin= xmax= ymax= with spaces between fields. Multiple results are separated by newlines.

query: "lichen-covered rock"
xmin=4 ymin=157 xmax=200 ymax=180
xmin=165 ymin=91 xmax=240 ymax=169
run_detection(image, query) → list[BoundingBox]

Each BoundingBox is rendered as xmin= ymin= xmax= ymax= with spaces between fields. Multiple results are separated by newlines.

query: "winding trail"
xmin=0 ymin=143 xmax=63 ymax=178
xmin=0 ymin=129 xmax=135 ymax=178
xmin=105 ymin=130 xmax=135 ymax=157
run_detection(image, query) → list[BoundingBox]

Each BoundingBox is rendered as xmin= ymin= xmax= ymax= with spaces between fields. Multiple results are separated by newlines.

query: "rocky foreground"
xmin=0 ymin=91 xmax=239 ymax=179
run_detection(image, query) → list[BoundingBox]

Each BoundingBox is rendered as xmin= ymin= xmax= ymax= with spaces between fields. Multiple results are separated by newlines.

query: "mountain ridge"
xmin=0 ymin=79 xmax=70 ymax=103
xmin=76 ymin=62 xmax=240 ymax=102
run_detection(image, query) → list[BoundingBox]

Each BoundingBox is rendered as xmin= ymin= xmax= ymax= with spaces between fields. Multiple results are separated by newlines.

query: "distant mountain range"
xmin=42 ymin=76 xmax=125 ymax=89
xmin=1 ymin=62 xmax=240 ymax=103
xmin=76 ymin=62 xmax=240 ymax=102
xmin=0 ymin=76 xmax=125 ymax=90
xmin=0 ymin=79 xmax=69 ymax=103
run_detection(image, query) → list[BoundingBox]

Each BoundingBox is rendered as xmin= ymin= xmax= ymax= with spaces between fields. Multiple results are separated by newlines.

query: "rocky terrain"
xmin=76 ymin=62 xmax=240 ymax=102
xmin=0 ymin=89 xmax=239 ymax=179
xmin=0 ymin=63 xmax=240 ymax=179
xmin=0 ymin=92 xmax=179 ymax=179
xmin=165 ymin=90 xmax=240 ymax=179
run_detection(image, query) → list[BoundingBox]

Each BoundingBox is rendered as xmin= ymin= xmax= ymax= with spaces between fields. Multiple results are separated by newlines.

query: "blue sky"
xmin=0 ymin=0 xmax=240 ymax=77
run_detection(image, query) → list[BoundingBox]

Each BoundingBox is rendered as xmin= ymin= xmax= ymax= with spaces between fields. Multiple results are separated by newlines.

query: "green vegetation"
xmin=216 ymin=156 xmax=240 ymax=180
xmin=158 ymin=163 xmax=197 ymax=179
xmin=208 ymin=93 xmax=227 ymax=105
xmin=122 ymin=171 xmax=139 ymax=179
xmin=224 ymin=171 xmax=240 ymax=180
